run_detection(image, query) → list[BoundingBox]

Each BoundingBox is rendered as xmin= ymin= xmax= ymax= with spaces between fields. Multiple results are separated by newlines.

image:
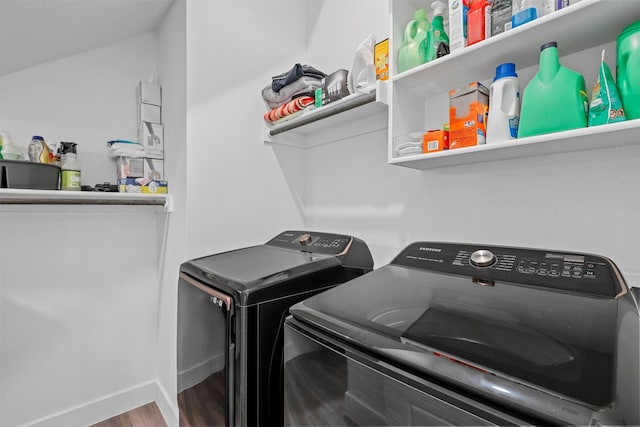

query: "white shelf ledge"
xmin=389 ymin=119 xmax=640 ymax=170
xmin=264 ymin=82 xmax=389 ymax=148
xmin=0 ymin=189 xmax=172 ymax=211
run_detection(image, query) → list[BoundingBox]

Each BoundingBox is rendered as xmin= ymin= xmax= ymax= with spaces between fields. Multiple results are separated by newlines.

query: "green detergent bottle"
xmin=420 ymin=1 xmax=450 ymax=62
xmin=518 ymin=42 xmax=589 ymax=138
xmin=617 ymin=20 xmax=640 ymax=119
xmin=397 ymin=9 xmax=430 ymax=73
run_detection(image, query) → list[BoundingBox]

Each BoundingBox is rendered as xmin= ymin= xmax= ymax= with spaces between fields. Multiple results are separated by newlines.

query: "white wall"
xmin=156 ymin=0 xmax=187 ymax=425
xmin=185 ymin=0 xmax=308 ymax=259
xmin=0 ymin=33 xmax=158 ymax=186
xmin=0 ymin=205 xmax=165 ymax=427
xmin=302 ymin=1 xmax=640 ymax=285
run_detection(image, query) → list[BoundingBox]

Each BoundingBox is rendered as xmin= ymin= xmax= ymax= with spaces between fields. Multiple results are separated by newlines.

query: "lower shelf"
xmin=389 ymin=119 xmax=640 ymax=169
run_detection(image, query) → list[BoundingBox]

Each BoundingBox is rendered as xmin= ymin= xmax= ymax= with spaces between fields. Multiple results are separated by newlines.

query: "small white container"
xmin=487 ymin=63 xmax=521 ymax=144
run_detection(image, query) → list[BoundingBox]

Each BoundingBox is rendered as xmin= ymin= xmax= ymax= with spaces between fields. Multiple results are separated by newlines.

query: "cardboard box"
xmin=449 ymin=0 xmax=469 ymax=52
xmin=374 ymin=38 xmax=389 ymax=81
xmin=449 ymin=82 xmax=489 ymax=149
xmin=137 ymin=82 xmax=162 ymax=106
xmin=117 ymin=178 xmax=168 ymax=194
xmin=422 ymin=130 xmax=449 ymax=153
xmin=320 ymin=69 xmax=350 ymax=106
xmin=139 ymin=122 xmax=164 ymax=156
xmin=491 ymin=0 xmax=513 ymax=36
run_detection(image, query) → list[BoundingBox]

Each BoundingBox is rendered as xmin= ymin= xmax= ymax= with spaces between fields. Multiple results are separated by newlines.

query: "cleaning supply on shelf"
xmin=448 ymin=0 xmax=469 ymax=52
xmin=423 ymin=129 xmax=450 ymax=153
xmin=617 ymin=20 xmax=640 ymax=120
xmin=487 ymin=63 xmax=521 ymax=143
xmin=27 ymin=136 xmax=51 ymax=163
xmin=518 ymin=41 xmax=588 ymax=138
xmin=491 ymin=0 xmax=513 ymax=37
xmin=449 ymin=82 xmax=489 ymax=149
xmin=588 ymin=50 xmax=626 ymax=127
xmin=511 ymin=0 xmax=543 ymax=28
xmin=374 ymin=38 xmax=390 ymax=81
xmin=60 ymin=142 xmax=81 ymax=191
xmin=468 ymin=0 xmax=492 ymax=46
xmin=397 ymin=9 xmax=430 ymax=73
xmin=421 ymin=1 xmax=450 ymax=62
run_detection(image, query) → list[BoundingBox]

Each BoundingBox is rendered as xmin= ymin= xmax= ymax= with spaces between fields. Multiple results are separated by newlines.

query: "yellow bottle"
xmin=27 ymin=136 xmax=51 ymax=163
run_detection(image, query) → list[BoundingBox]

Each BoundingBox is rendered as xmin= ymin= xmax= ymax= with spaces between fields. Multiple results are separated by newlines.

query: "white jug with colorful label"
xmin=487 ymin=62 xmax=521 ymax=143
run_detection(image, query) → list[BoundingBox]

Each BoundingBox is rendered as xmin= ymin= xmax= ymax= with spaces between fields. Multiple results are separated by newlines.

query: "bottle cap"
xmin=32 ymin=135 xmax=44 ymax=140
xmin=540 ymin=41 xmax=558 ymax=51
xmin=494 ymin=62 xmax=517 ymax=81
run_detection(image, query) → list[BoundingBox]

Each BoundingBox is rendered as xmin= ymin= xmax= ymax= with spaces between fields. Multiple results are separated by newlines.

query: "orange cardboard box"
xmin=422 ymin=130 xmax=449 ymax=153
xmin=449 ymin=82 xmax=489 ymax=149
xmin=374 ymin=38 xmax=389 ymax=81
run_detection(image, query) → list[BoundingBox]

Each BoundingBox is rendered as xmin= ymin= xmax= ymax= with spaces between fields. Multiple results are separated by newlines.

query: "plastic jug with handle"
xmin=617 ymin=20 xmax=640 ymax=119
xmin=397 ymin=9 xmax=430 ymax=73
xmin=487 ymin=63 xmax=521 ymax=143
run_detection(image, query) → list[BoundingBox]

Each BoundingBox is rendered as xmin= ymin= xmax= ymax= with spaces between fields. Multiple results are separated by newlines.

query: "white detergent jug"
xmin=487 ymin=63 xmax=521 ymax=143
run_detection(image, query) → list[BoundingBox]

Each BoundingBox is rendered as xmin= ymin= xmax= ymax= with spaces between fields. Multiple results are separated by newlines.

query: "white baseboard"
xmin=25 ymin=380 xmax=164 ymax=427
xmin=155 ymin=380 xmax=179 ymax=427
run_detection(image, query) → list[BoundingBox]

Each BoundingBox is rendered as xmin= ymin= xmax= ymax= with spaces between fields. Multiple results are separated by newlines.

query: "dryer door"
xmin=178 ymin=272 xmax=235 ymax=427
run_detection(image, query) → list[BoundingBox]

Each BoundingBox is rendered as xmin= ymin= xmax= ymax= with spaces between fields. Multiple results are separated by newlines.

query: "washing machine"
xmin=284 ymin=242 xmax=639 ymax=426
xmin=177 ymin=230 xmax=373 ymax=427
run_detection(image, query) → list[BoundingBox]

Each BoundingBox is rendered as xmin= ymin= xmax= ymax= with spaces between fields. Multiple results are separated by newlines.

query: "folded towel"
xmin=262 ymin=76 xmax=322 ymax=110
xmin=272 ymin=64 xmax=326 ymax=92
xmin=263 ymin=96 xmax=315 ymax=123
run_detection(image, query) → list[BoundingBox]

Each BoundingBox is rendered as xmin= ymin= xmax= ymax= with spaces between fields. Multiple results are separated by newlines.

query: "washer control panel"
xmin=267 ymin=230 xmax=352 ymax=255
xmin=393 ymin=242 xmax=622 ymax=298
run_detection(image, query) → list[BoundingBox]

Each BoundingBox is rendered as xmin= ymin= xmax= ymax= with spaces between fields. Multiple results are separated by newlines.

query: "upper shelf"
xmin=0 ymin=189 xmax=172 ymax=211
xmin=389 ymin=119 xmax=640 ymax=169
xmin=263 ymin=82 xmax=389 ymax=148
xmin=392 ymin=0 xmax=640 ymax=98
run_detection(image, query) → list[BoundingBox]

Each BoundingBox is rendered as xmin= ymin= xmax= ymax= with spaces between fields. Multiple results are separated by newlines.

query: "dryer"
xmin=177 ymin=230 xmax=373 ymax=427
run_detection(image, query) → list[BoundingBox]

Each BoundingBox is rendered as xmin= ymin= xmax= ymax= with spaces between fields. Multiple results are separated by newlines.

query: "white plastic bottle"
xmin=487 ymin=63 xmax=521 ymax=143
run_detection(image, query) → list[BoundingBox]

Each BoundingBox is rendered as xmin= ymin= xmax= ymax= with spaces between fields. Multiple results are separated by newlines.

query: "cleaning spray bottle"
xmin=518 ymin=41 xmax=588 ymax=138
xmin=397 ymin=9 xmax=430 ymax=73
xmin=421 ymin=1 xmax=450 ymax=63
xmin=60 ymin=142 xmax=81 ymax=191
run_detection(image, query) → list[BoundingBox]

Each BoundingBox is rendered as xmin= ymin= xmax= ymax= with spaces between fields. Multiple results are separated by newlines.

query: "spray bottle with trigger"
xmin=421 ymin=1 xmax=450 ymax=63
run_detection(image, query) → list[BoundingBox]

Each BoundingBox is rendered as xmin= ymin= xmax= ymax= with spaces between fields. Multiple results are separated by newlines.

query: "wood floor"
xmin=90 ymin=402 xmax=167 ymax=427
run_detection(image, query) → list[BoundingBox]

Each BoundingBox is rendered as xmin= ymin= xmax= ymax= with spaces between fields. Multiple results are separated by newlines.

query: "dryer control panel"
xmin=392 ymin=242 xmax=625 ymax=298
xmin=266 ymin=230 xmax=352 ymax=256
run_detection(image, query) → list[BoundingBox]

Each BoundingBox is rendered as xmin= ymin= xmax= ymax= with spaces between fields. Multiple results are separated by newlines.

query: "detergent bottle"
xmin=617 ymin=20 xmax=640 ymax=119
xmin=512 ymin=0 xmax=544 ymax=28
xmin=397 ymin=9 xmax=430 ymax=73
xmin=518 ymin=42 xmax=588 ymax=138
xmin=421 ymin=1 xmax=450 ymax=62
xmin=487 ymin=63 xmax=521 ymax=143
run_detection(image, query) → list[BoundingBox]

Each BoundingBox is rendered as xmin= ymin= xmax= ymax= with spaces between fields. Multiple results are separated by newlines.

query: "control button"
xmin=297 ymin=234 xmax=313 ymax=245
xmin=470 ymin=250 xmax=496 ymax=268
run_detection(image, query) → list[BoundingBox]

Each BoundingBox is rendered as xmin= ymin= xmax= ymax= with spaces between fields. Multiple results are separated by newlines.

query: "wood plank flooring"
xmin=89 ymin=402 xmax=167 ymax=427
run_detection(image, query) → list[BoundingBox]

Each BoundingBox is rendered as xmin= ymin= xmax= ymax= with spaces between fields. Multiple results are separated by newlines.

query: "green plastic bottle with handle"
xmin=518 ymin=42 xmax=588 ymax=138
xmin=617 ymin=20 xmax=640 ymax=119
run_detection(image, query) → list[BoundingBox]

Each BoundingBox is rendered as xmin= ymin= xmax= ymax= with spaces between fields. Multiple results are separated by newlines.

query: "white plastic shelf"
xmin=389 ymin=119 xmax=640 ymax=169
xmin=263 ymin=82 xmax=389 ymax=148
xmin=392 ymin=0 xmax=640 ymax=99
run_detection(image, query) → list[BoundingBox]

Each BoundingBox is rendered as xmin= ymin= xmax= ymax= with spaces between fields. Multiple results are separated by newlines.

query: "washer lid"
xmin=290 ymin=243 xmax=637 ymax=411
xmin=180 ymin=231 xmax=369 ymax=306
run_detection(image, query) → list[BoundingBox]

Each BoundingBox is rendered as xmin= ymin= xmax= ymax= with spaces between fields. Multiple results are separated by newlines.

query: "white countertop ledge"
xmin=0 ymin=189 xmax=172 ymax=210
